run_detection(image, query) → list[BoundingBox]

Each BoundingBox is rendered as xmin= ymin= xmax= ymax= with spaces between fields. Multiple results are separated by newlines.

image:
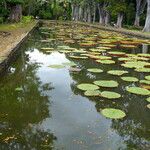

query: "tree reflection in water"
xmin=0 ymin=38 xmax=56 ymax=149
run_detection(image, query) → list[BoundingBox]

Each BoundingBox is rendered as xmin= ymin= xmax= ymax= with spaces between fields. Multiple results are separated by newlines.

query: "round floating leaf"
xmin=121 ymin=77 xmax=139 ymax=82
xmin=146 ymin=97 xmax=150 ymax=102
xmin=108 ymin=51 xmax=126 ymax=56
xmin=84 ymin=90 xmax=101 ymax=96
xmin=101 ymin=91 xmax=121 ymax=99
xmin=96 ymin=60 xmax=115 ymax=64
xmin=126 ymin=87 xmax=150 ymax=95
xmin=77 ymin=83 xmax=99 ymax=91
xmin=101 ymin=108 xmax=126 ymax=119
xmin=135 ymin=68 xmax=150 ymax=73
xmin=94 ymin=80 xmax=119 ymax=88
xmin=145 ymin=75 xmax=150 ymax=81
xmin=69 ymin=56 xmax=88 ymax=59
xmin=122 ymin=61 xmax=150 ymax=69
xmin=107 ymin=70 xmax=128 ymax=76
xmin=69 ymin=67 xmax=81 ymax=72
xmin=62 ymin=62 xmax=76 ymax=66
xmin=48 ymin=65 xmax=64 ymax=69
xmin=140 ymin=80 xmax=150 ymax=85
xmin=87 ymin=68 xmax=103 ymax=73
xmin=147 ymin=104 xmax=150 ymax=109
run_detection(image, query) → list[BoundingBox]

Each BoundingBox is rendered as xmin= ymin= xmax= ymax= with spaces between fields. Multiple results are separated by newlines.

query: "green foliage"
xmin=22 ymin=16 xmax=33 ymax=23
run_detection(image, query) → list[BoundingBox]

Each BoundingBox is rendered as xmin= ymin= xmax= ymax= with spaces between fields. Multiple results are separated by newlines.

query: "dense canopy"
xmin=0 ymin=0 xmax=150 ymax=32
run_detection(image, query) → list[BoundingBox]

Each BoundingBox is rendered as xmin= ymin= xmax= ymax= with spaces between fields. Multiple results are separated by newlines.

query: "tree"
xmin=143 ymin=0 xmax=150 ymax=32
xmin=7 ymin=0 xmax=23 ymax=22
xmin=134 ymin=0 xmax=147 ymax=26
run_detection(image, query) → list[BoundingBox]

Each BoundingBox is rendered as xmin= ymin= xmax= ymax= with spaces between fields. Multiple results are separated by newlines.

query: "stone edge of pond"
xmin=43 ymin=20 xmax=150 ymax=39
xmin=0 ymin=21 xmax=39 ymax=76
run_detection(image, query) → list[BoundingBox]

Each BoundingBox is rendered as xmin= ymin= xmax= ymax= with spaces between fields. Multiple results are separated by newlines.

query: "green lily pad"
xmin=96 ymin=60 xmax=115 ymax=64
xmin=108 ymin=51 xmax=126 ymax=56
xmin=126 ymin=87 xmax=150 ymax=95
xmin=87 ymin=68 xmax=103 ymax=73
xmin=62 ymin=62 xmax=76 ymax=67
xmin=101 ymin=91 xmax=121 ymax=99
xmin=147 ymin=104 xmax=150 ymax=109
xmin=135 ymin=68 xmax=150 ymax=73
xmin=122 ymin=61 xmax=150 ymax=69
xmin=94 ymin=80 xmax=119 ymax=88
xmin=84 ymin=90 xmax=101 ymax=96
xmin=121 ymin=77 xmax=139 ymax=82
xmin=145 ymin=75 xmax=150 ymax=81
xmin=101 ymin=108 xmax=126 ymax=119
xmin=146 ymin=97 xmax=150 ymax=102
xmin=48 ymin=65 xmax=64 ymax=69
xmin=77 ymin=84 xmax=99 ymax=91
xmin=140 ymin=80 xmax=150 ymax=85
xmin=107 ymin=70 xmax=128 ymax=76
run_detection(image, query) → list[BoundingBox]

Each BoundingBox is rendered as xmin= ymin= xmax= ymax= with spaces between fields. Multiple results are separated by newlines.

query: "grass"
xmin=0 ymin=20 xmax=37 ymax=32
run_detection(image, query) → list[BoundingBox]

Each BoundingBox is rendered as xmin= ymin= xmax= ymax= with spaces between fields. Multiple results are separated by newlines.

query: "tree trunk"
xmin=116 ymin=12 xmax=123 ymax=28
xmin=87 ymin=6 xmax=91 ymax=23
xmin=143 ymin=0 xmax=150 ymax=32
xmin=93 ymin=3 xmax=96 ymax=23
xmin=9 ymin=4 xmax=22 ymax=22
xmin=134 ymin=0 xmax=147 ymax=26
xmin=105 ymin=11 xmax=110 ymax=25
xmin=98 ymin=3 xmax=105 ymax=25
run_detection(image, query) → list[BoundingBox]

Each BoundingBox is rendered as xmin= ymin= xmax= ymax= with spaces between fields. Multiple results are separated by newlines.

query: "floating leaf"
xmin=121 ymin=77 xmax=139 ymax=82
xmin=101 ymin=91 xmax=121 ymax=99
xmin=107 ymin=70 xmax=128 ymax=76
xmin=108 ymin=51 xmax=126 ymax=56
xmin=94 ymin=80 xmax=119 ymax=88
xmin=147 ymin=104 xmax=150 ymax=109
xmin=77 ymin=84 xmax=99 ymax=91
xmin=140 ymin=80 xmax=150 ymax=85
xmin=135 ymin=68 xmax=150 ymax=73
xmin=146 ymin=97 xmax=150 ymax=102
xmin=69 ymin=67 xmax=81 ymax=72
xmin=126 ymin=87 xmax=150 ymax=95
xmin=62 ymin=62 xmax=76 ymax=67
xmin=96 ymin=60 xmax=115 ymax=64
xmin=122 ymin=61 xmax=150 ymax=69
xmin=48 ymin=65 xmax=64 ymax=69
xmin=101 ymin=108 xmax=126 ymax=119
xmin=145 ymin=75 xmax=150 ymax=81
xmin=87 ymin=68 xmax=103 ymax=73
xmin=84 ymin=90 xmax=101 ymax=96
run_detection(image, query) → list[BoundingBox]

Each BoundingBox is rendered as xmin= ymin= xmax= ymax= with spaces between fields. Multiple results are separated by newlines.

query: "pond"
xmin=0 ymin=22 xmax=150 ymax=150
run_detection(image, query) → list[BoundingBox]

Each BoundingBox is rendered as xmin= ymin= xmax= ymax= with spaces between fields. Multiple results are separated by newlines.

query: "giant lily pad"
xmin=84 ymin=90 xmax=101 ymax=96
xmin=126 ymin=87 xmax=150 ymax=95
xmin=96 ymin=60 xmax=115 ymax=64
xmin=122 ymin=61 xmax=150 ymax=69
xmin=87 ymin=68 xmax=103 ymax=73
xmin=146 ymin=97 xmax=150 ymax=102
xmin=135 ymin=68 xmax=150 ymax=73
xmin=147 ymin=104 xmax=150 ymax=109
xmin=108 ymin=51 xmax=126 ymax=56
xmin=48 ymin=65 xmax=64 ymax=69
xmin=77 ymin=83 xmax=99 ymax=91
xmin=94 ymin=80 xmax=119 ymax=88
xmin=101 ymin=108 xmax=126 ymax=119
xmin=140 ymin=80 xmax=150 ymax=85
xmin=62 ymin=62 xmax=76 ymax=67
xmin=145 ymin=75 xmax=150 ymax=81
xmin=121 ymin=77 xmax=139 ymax=82
xmin=101 ymin=91 xmax=121 ymax=99
xmin=107 ymin=70 xmax=128 ymax=76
